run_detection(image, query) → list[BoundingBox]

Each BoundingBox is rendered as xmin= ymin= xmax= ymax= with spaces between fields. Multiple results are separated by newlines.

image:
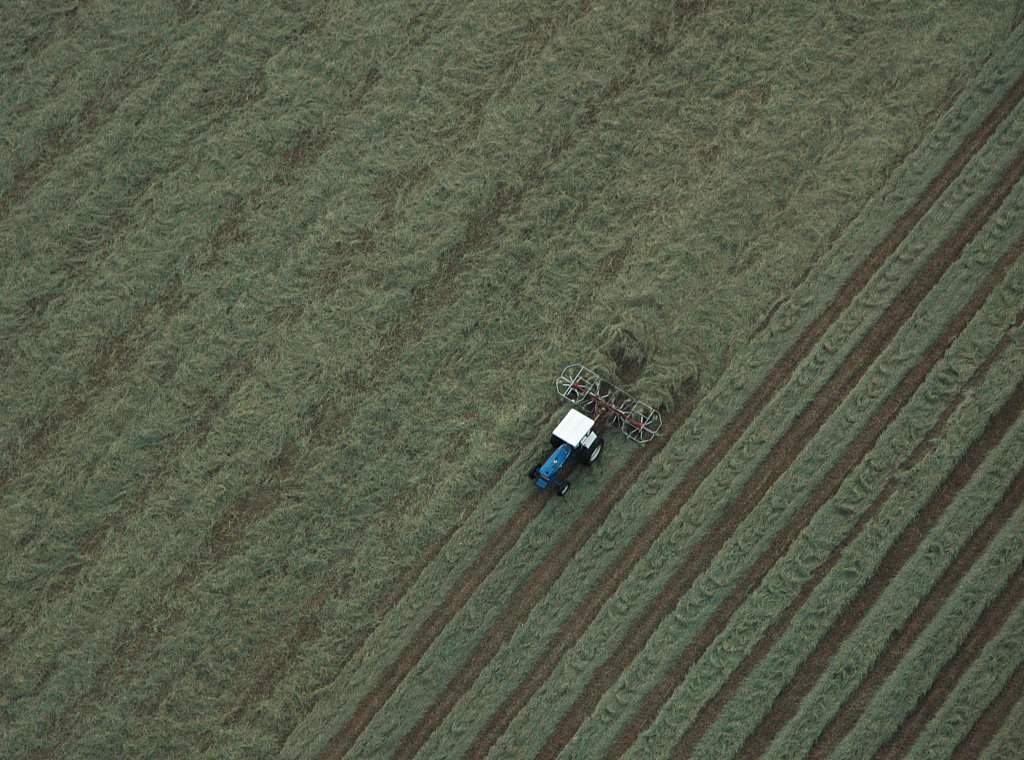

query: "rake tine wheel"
xmin=555 ymin=364 xmax=662 ymax=444
xmin=623 ymin=400 xmax=662 ymax=443
xmin=557 ymin=364 xmax=601 ymax=403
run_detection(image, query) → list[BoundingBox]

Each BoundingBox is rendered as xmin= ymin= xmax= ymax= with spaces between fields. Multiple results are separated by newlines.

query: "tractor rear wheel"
xmin=582 ymin=436 xmax=604 ymax=466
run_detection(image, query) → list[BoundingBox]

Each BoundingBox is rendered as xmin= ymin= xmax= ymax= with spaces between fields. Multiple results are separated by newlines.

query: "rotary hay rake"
xmin=556 ymin=364 xmax=663 ymax=443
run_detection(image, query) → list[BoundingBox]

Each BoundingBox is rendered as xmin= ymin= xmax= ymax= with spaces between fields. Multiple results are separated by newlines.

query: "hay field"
xmin=3 ymin=2 xmax=1023 ymax=759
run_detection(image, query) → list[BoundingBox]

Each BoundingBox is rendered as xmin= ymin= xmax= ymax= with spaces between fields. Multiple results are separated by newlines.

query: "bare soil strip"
xmin=386 ymin=398 xmax=695 ymax=760
xmin=457 ymin=74 xmax=1024 ymax=760
xmin=736 ymin=378 xmax=1024 ymax=760
xmin=604 ymin=224 xmax=1024 ymax=760
xmin=662 ymin=311 xmax=1023 ymax=760
xmin=533 ymin=137 xmax=1024 ymax=760
xmin=951 ymin=653 xmax=1024 ymax=760
xmin=809 ymin=468 xmax=1024 ymax=760
xmin=316 ymin=490 xmax=550 ymax=760
xmin=874 ymin=523 xmax=1024 ymax=760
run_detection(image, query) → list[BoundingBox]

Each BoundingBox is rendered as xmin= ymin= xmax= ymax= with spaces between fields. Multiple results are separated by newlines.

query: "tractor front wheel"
xmin=557 ymin=482 xmax=570 ymax=497
xmin=528 ymin=465 xmax=540 ymax=479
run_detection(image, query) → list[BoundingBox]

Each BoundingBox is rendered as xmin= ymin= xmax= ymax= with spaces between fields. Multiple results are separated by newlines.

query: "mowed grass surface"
xmin=1 ymin=1 xmax=1021 ymax=758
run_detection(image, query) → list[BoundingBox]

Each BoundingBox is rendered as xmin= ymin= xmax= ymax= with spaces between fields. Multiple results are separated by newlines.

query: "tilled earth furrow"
xmin=458 ymin=73 xmax=1024 ymax=760
xmin=605 ymin=223 xmax=1024 ymax=760
xmin=533 ymin=139 xmax=1024 ymax=760
xmin=874 ymin=523 xmax=1024 ymax=760
xmin=736 ymin=378 xmax=1024 ymax=760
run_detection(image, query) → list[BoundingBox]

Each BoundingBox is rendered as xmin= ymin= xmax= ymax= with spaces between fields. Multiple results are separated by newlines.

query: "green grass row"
xmin=562 ymin=212 xmax=1024 ymax=758
xmin=764 ymin=417 xmax=1024 ymax=760
xmin=911 ymin=606 xmax=1024 ymax=760
xmin=494 ymin=235 xmax=1024 ymax=758
xmin=829 ymin=513 xmax=1024 ymax=760
xmin=680 ymin=334 xmax=1024 ymax=760
xmin=374 ymin=120 xmax=1024 ymax=760
xmin=365 ymin=24 xmax=1024 ymax=760
xmin=477 ymin=80 xmax=1024 ymax=760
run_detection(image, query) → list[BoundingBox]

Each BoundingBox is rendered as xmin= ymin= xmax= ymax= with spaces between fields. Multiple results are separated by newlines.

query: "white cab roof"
xmin=552 ymin=408 xmax=596 ymax=447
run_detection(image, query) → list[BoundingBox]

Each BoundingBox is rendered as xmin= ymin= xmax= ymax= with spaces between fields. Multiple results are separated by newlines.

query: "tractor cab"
xmin=552 ymin=408 xmax=600 ymax=451
xmin=529 ymin=409 xmax=603 ymax=496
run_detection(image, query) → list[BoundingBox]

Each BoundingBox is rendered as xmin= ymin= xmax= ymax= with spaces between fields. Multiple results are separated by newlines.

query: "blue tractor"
xmin=528 ymin=408 xmax=604 ymax=496
xmin=529 ymin=365 xmax=663 ymax=496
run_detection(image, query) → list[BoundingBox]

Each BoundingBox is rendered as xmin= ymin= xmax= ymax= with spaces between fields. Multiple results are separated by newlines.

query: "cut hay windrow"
xmin=590 ymin=208 xmax=1024 ymax=760
xmin=904 ymin=596 xmax=1024 ymax=760
xmin=721 ymin=370 xmax=1024 ymax=760
xmin=483 ymin=111 xmax=1024 ymax=760
xmin=805 ymin=455 xmax=1024 ymax=760
xmin=675 ymin=338 xmax=1024 ymax=760
xmin=860 ymin=540 xmax=1024 ymax=760
xmin=770 ymin=442 xmax=1024 ymax=760
xmin=370 ymin=37 xmax=1024 ymax=760
xmin=640 ymin=311 xmax=1024 ymax=760
xmin=313 ymin=495 xmax=552 ymax=760
xmin=564 ymin=235 xmax=1024 ymax=760
xmin=948 ymin=657 xmax=1024 ymax=760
